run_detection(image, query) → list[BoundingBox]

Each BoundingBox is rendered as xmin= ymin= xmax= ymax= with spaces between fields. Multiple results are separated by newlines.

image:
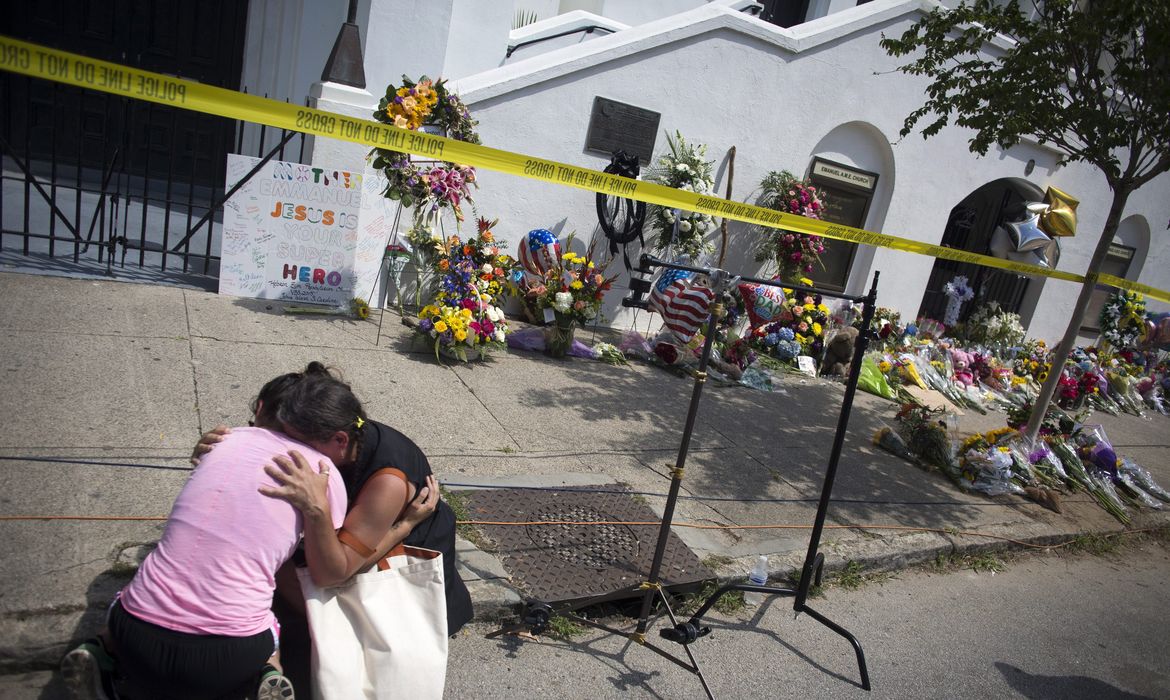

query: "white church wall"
xmin=263 ymin=0 xmax=1170 ymax=340
xmin=453 ymin=1 xmax=1170 ymax=339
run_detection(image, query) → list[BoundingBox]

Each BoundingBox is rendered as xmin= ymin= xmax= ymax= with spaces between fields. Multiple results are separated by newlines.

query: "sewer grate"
xmin=462 ymin=486 xmax=713 ymax=605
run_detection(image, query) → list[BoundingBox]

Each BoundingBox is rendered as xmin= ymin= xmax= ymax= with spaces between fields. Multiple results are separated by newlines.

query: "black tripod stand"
xmin=489 ymin=256 xmax=878 ymax=697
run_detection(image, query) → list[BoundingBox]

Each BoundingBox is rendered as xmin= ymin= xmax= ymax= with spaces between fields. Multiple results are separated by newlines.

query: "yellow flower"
xmin=454 ymin=329 xmax=467 ymax=342
xmin=460 ymin=308 xmax=472 ymax=319
xmin=812 ymin=322 xmax=823 ymax=336
xmin=351 ymin=298 xmax=370 ymax=320
xmin=434 ymin=321 xmax=448 ymax=333
xmin=570 ymin=280 xmax=583 ymax=290
xmin=799 ymin=277 xmax=813 ymax=286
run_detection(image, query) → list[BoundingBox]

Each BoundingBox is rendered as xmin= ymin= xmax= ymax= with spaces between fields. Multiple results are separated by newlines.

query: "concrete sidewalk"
xmin=1 ymin=270 xmax=1167 ymax=683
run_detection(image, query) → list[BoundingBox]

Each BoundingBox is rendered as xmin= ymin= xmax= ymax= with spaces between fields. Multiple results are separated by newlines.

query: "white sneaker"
xmin=257 ymin=665 xmax=295 ymax=700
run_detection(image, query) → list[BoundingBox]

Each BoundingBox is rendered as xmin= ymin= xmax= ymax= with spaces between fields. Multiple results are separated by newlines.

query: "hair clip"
xmin=355 ymin=416 xmax=365 ymax=429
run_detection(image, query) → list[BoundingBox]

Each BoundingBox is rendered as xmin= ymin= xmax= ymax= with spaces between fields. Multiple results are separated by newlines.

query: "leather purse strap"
xmin=336 ymin=467 xmax=411 ymax=571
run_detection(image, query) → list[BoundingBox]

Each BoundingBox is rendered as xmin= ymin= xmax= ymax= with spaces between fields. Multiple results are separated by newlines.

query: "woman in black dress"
xmin=335 ymin=417 xmax=473 ymax=635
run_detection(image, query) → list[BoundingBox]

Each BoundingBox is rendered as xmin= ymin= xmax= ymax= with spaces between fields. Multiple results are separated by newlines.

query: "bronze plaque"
xmin=585 ymin=97 xmax=661 ymax=166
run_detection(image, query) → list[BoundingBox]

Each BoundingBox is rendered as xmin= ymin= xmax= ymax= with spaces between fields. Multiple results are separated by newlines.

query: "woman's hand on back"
xmin=259 ymin=450 xmax=333 ymax=518
xmin=190 ymin=425 xmax=231 ymax=465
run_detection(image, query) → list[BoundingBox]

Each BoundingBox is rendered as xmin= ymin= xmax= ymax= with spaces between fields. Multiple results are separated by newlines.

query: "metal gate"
xmin=0 ymin=0 xmax=308 ymax=283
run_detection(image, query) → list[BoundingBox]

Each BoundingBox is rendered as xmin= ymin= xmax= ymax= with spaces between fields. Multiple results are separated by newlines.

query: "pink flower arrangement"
xmin=753 ymin=170 xmax=829 ymax=283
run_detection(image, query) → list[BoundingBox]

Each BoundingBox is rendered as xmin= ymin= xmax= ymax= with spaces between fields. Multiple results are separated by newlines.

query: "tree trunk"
xmin=1022 ymin=184 xmax=1132 ymax=443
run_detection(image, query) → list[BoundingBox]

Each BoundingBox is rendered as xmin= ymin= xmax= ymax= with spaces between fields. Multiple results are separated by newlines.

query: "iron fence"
xmin=1 ymin=72 xmax=309 ymax=282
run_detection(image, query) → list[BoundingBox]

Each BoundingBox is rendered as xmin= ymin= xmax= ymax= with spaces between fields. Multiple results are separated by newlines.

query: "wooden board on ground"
xmin=904 ymin=384 xmax=965 ymax=415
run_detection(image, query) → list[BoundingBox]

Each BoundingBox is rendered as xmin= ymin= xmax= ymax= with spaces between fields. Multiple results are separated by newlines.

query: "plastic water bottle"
xmin=743 ymin=555 xmax=768 ymax=606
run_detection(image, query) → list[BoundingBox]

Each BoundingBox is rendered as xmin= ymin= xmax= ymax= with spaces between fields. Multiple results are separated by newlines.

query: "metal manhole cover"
xmin=462 ymin=486 xmax=713 ymax=605
xmin=526 ymin=504 xmax=639 ymax=569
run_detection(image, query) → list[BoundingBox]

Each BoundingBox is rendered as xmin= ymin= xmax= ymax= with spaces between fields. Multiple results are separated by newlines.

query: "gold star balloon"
xmin=1040 ymin=186 xmax=1079 ymax=237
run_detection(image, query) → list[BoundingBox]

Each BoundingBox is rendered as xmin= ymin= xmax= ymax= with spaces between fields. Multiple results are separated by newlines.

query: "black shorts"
xmin=107 ymin=599 xmax=275 ymax=699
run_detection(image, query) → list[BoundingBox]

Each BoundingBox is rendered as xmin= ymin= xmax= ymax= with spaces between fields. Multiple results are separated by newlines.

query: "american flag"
xmin=650 ymin=269 xmax=714 ymax=342
xmin=518 ymin=229 xmax=561 ymax=276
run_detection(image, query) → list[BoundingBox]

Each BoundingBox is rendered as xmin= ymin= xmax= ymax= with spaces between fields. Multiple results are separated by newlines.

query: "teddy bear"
xmin=820 ymin=326 xmax=859 ymax=376
xmin=950 ymin=347 xmax=975 ymax=387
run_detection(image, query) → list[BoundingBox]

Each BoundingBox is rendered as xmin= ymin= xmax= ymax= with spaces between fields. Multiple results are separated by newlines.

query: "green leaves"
xmin=879 ymin=0 xmax=1170 ymax=187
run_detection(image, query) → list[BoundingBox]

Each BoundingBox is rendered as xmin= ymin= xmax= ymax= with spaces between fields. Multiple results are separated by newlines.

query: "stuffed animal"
xmin=950 ymin=347 xmax=975 ymax=387
xmin=821 ymin=326 xmax=859 ymax=376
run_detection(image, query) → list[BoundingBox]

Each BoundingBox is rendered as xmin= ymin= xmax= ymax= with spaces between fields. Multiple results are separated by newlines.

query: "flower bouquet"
xmin=524 ymin=234 xmax=616 ymax=358
xmin=964 ymin=301 xmax=1025 ymax=353
xmin=414 ymin=218 xmax=515 ymax=363
xmin=870 ymin=307 xmax=905 ymax=351
xmin=893 ymin=403 xmax=963 ymax=485
xmin=645 ymin=132 xmax=717 ymax=260
xmin=748 ymin=281 xmax=830 ymax=363
xmin=753 ymin=171 xmax=828 ymax=284
xmin=956 ymin=428 xmax=1027 ymax=496
xmin=371 ymin=75 xmax=480 ymax=224
xmin=1099 ymin=290 xmax=1146 ymax=350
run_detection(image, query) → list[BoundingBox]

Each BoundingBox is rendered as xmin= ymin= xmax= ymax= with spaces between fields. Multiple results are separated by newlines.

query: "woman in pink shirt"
xmin=62 ymin=367 xmax=436 ymax=699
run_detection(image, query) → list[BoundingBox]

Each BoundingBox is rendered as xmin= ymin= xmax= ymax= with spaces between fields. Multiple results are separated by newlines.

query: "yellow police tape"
xmin=1 ymin=36 xmax=1167 ymax=304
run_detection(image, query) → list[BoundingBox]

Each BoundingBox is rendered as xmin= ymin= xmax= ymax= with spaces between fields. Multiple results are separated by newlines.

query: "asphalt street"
xmin=449 ymin=539 xmax=1170 ymax=699
xmin=5 ymin=540 xmax=1167 ymax=698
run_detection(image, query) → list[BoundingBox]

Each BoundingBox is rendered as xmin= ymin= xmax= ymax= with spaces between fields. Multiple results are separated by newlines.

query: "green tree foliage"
xmin=880 ymin=0 xmax=1170 ymax=442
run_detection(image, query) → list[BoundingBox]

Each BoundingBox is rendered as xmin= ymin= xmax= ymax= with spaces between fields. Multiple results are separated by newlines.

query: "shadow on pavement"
xmin=995 ymin=661 xmax=1158 ymax=700
xmin=37 ymin=568 xmax=133 ymax=700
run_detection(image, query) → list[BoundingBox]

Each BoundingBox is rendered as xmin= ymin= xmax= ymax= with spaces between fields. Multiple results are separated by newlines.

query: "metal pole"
xmin=634 ymin=285 xmax=724 ymax=633
xmin=795 ymin=271 xmax=879 ymax=605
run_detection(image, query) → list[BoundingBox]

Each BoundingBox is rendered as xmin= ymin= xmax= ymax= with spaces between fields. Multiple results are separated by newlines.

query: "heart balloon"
xmin=1140 ymin=313 xmax=1170 ymax=351
xmin=738 ymin=282 xmax=787 ymax=329
xmin=518 ymin=229 xmax=561 ymax=276
xmin=660 ymin=281 xmax=715 ymax=343
xmin=1041 ymin=237 xmax=1060 ymax=268
xmin=989 ymin=226 xmax=1015 ymax=258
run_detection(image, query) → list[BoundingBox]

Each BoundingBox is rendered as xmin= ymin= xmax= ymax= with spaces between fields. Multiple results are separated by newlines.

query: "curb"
xmin=461 ymin=510 xmax=1170 ymax=629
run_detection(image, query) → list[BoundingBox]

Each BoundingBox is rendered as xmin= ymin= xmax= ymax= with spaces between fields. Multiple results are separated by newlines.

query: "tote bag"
xmin=297 ymin=546 xmax=448 ymax=700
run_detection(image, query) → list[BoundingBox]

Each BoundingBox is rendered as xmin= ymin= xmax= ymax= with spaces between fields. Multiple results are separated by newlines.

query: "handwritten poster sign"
xmin=219 ymin=155 xmax=398 ymax=307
